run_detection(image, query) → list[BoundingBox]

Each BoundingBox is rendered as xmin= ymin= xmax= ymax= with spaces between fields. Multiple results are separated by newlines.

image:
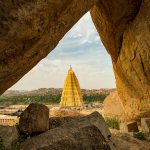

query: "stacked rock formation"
xmin=60 ymin=67 xmax=83 ymax=107
xmin=21 ymin=112 xmax=116 ymax=150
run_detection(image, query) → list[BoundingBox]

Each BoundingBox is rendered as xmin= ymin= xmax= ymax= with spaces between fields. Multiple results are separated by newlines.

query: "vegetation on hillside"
xmin=0 ymin=93 xmax=108 ymax=107
xmin=83 ymin=94 xmax=108 ymax=103
xmin=0 ymin=136 xmax=5 ymax=150
xmin=0 ymin=95 xmax=61 ymax=106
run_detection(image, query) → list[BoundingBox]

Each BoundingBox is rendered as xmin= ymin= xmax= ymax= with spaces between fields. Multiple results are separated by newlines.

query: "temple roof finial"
xmin=69 ymin=65 xmax=73 ymax=72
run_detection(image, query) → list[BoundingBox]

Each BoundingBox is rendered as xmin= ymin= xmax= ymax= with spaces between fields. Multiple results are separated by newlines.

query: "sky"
xmin=10 ymin=12 xmax=116 ymax=90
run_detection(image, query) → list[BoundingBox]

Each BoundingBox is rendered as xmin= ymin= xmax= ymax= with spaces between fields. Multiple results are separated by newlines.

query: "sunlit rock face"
xmin=0 ymin=0 xmax=150 ymax=121
xmin=103 ymin=91 xmax=126 ymax=121
xmin=60 ymin=67 xmax=83 ymax=107
xmin=91 ymin=0 xmax=150 ymax=121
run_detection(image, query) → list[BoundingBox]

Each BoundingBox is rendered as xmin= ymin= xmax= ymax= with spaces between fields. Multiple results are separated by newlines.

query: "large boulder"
xmin=103 ymin=91 xmax=126 ymax=121
xmin=19 ymin=103 xmax=49 ymax=134
xmin=21 ymin=112 xmax=116 ymax=150
xmin=91 ymin=0 xmax=150 ymax=121
xmin=0 ymin=125 xmax=19 ymax=150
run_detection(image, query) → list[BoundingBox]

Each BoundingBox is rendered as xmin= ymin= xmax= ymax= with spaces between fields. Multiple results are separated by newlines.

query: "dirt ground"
xmin=110 ymin=129 xmax=150 ymax=150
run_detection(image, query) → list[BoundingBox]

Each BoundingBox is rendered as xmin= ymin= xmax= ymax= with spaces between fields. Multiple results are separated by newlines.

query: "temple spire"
xmin=60 ymin=67 xmax=83 ymax=107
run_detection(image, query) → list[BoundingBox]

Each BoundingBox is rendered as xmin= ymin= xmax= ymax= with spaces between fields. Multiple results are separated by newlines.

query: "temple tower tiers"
xmin=60 ymin=67 xmax=83 ymax=107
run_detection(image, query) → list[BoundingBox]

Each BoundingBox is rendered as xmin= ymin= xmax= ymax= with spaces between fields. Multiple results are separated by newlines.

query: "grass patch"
xmin=105 ymin=117 xmax=120 ymax=130
xmin=133 ymin=132 xmax=146 ymax=140
xmin=0 ymin=136 xmax=5 ymax=150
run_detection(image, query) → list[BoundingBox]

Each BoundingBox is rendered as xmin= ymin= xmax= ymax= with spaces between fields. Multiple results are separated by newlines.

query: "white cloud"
xmin=65 ymin=12 xmax=99 ymax=45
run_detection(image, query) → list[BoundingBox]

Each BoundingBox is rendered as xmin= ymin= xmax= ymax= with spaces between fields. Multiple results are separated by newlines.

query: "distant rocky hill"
xmin=2 ymin=88 xmax=116 ymax=97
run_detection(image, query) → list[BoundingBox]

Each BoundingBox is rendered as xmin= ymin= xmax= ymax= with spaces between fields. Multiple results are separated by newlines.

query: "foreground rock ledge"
xmin=0 ymin=125 xmax=19 ymax=150
xmin=21 ymin=112 xmax=116 ymax=150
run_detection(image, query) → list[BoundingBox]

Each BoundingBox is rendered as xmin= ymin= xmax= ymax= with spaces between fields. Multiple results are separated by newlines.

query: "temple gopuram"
xmin=60 ymin=67 xmax=83 ymax=107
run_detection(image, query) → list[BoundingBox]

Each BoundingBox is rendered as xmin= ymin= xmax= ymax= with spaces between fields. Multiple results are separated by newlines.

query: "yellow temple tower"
xmin=60 ymin=67 xmax=83 ymax=107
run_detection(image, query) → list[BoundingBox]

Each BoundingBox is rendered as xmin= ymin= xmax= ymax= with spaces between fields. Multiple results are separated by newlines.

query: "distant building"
xmin=60 ymin=67 xmax=83 ymax=107
xmin=0 ymin=115 xmax=18 ymax=126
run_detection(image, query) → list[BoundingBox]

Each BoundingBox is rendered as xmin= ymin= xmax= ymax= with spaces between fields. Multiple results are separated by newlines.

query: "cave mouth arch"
xmin=0 ymin=0 xmax=141 ymax=94
xmin=0 ymin=0 xmax=150 ymax=121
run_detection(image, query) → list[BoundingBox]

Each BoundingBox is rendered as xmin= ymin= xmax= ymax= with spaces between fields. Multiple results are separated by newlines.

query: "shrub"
xmin=0 ymin=136 xmax=5 ymax=150
xmin=13 ymin=140 xmax=21 ymax=150
xmin=133 ymin=132 xmax=146 ymax=140
xmin=105 ymin=117 xmax=119 ymax=130
xmin=83 ymin=94 xmax=108 ymax=103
